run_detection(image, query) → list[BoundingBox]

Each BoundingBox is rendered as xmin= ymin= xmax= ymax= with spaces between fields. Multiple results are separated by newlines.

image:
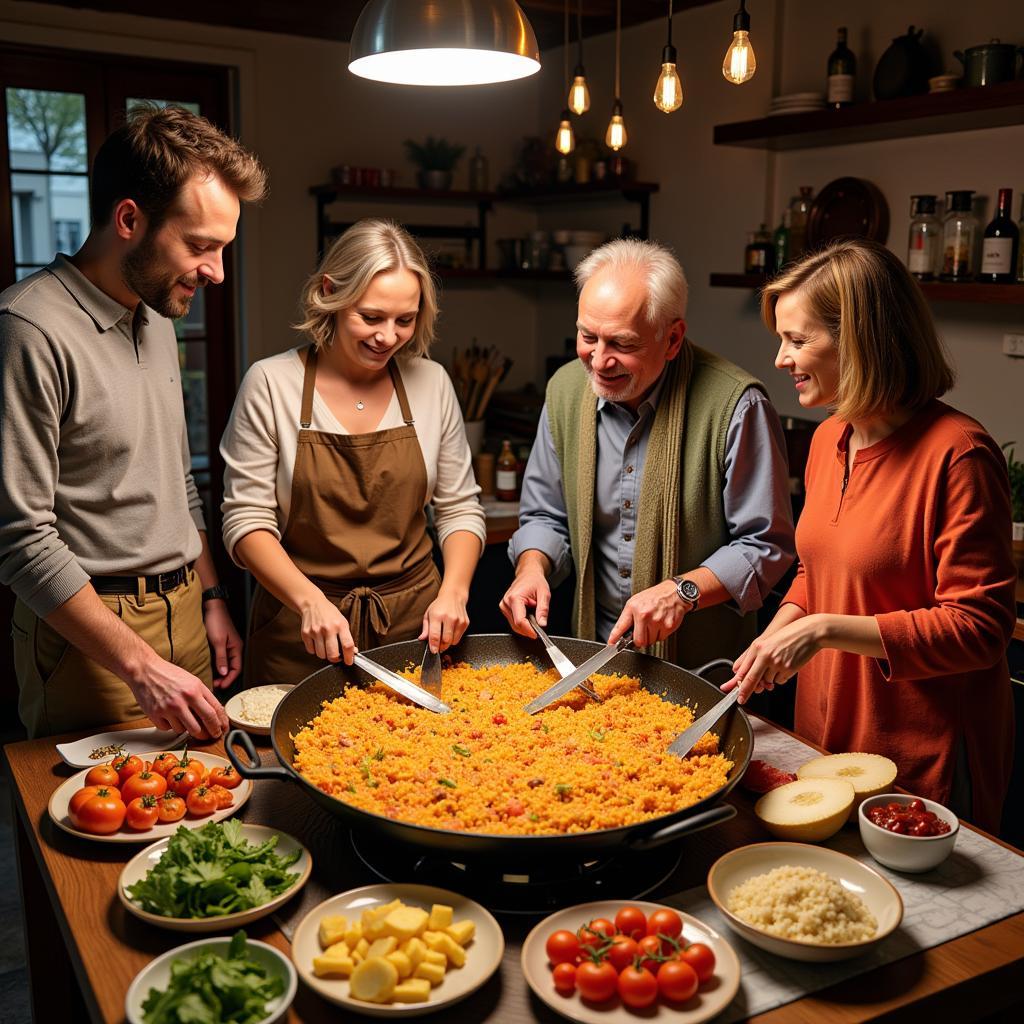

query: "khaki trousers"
xmin=11 ymin=569 xmax=212 ymax=738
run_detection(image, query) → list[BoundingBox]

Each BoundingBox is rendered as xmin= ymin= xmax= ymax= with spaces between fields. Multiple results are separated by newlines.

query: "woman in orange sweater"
xmin=725 ymin=239 xmax=1015 ymax=833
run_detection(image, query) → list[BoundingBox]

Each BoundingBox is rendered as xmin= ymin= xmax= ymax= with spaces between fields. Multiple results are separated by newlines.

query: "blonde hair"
xmin=295 ymin=219 xmax=438 ymax=355
xmin=575 ymin=237 xmax=688 ymax=330
xmin=760 ymin=239 xmax=954 ymax=422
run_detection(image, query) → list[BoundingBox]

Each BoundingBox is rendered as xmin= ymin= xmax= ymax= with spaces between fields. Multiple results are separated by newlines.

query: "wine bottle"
xmin=827 ymin=28 xmax=855 ymax=108
xmin=980 ymin=188 xmax=1018 ymax=284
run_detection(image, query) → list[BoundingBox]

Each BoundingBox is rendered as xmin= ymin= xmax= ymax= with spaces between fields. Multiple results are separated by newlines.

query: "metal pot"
xmin=225 ymin=634 xmax=752 ymax=865
xmin=953 ymin=40 xmax=1023 ymax=87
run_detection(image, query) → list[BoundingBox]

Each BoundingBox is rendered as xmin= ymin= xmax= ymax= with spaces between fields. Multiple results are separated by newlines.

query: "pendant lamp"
xmin=349 ymin=0 xmax=542 ymax=86
xmin=604 ymin=0 xmax=627 ymax=151
xmin=568 ymin=0 xmax=591 ymax=115
xmin=555 ymin=0 xmax=576 ymax=154
xmin=722 ymin=0 xmax=756 ymax=84
xmin=653 ymin=0 xmax=683 ymax=112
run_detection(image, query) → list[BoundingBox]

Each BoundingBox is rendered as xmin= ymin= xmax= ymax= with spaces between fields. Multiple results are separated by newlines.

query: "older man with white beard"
xmin=500 ymin=238 xmax=795 ymax=667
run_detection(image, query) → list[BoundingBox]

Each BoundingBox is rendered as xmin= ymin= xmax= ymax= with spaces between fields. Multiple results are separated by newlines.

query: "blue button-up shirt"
xmin=510 ymin=376 xmax=795 ymax=641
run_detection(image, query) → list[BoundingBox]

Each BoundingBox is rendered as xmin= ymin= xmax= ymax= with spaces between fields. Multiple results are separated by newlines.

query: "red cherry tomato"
xmin=186 ymin=785 xmax=218 ymax=816
xmin=207 ymin=765 xmax=242 ymax=790
xmin=157 ymin=792 xmax=187 ymax=823
xmin=545 ymin=930 xmax=581 ymax=965
xmin=551 ymin=962 xmax=577 ymax=994
xmin=112 ymin=753 xmax=145 ymax=787
xmin=637 ymin=934 xmax=665 ymax=973
xmin=576 ymin=960 xmax=618 ymax=1003
xmin=577 ymin=922 xmax=612 ymax=955
xmin=657 ymin=959 xmax=699 ymax=1002
xmin=678 ymin=941 xmax=716 ymax=984
xmin=84 ymin=763 xmax=120 ymax=789
xmin=618 ymin=964 xmax=659 ymax=1009
xmin=125 ymin=795 xmax=159 ymax=830
xmin=614 ymin=905 xmax=647 ymax=941
xmin=168 ymin=767 xmax=201 ymax=797
xmin=606 ymin=935 xmax=640 ymax=973
xmin=647 ymin=908 xmax=683 ymax=942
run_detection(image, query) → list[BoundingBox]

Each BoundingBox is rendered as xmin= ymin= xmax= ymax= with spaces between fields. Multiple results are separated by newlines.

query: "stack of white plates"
xmin=767 ymin=92 xmax=826 ymax=116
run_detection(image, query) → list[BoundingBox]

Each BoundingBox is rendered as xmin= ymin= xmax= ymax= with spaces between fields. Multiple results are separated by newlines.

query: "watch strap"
xmin=201 ymin=584 xmax=230 ymax=604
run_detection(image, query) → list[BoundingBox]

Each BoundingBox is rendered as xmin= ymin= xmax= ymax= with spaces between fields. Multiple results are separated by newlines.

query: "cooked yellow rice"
xmin=291 ymin=661 xmax=733 ymax=835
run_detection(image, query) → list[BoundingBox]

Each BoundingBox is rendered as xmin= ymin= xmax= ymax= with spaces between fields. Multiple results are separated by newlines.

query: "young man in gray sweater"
xmin=0 ymin=105 xmax=267 ymax=739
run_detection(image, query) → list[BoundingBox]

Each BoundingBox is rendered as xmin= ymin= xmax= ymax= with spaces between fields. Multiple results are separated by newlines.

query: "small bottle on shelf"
xmin=744 ymin=224 xmax=775 ymax=276
xmin=827 ymin=27 xmax=856 ymax=108
xmin=907 ymin=195 xmax=941 ymax=281
xmin=979 ymin=188 xmax=1018 ymax=284
xmin=495 ymin=440 xmax=519 ymax=502
xmin=941 ymin=190 xmax=977 ymax=282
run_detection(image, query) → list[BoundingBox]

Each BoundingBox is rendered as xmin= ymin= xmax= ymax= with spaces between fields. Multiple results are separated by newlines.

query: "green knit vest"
xmin=545 ymin=343 xmax=764 ymax=667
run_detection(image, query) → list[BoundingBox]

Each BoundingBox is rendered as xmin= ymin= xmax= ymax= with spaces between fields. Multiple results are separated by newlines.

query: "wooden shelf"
xmin=497 ymin=181 xmax=659 ymax=204
xmin=310 ymin=183 xmax=495 ymax=203
xmin=709 ymin=273 xmax=1024 ymax=305
xmin=713 ymin=80 xmax=1024 ymax=151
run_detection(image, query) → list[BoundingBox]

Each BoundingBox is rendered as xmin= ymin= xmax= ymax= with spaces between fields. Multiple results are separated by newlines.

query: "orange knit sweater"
xmin=784 ymin=400 xmax=1015 ymax=833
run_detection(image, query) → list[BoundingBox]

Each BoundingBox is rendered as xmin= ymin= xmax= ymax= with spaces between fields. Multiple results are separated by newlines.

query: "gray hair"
xmin=574 ymin=237 xmax=688 ymax=329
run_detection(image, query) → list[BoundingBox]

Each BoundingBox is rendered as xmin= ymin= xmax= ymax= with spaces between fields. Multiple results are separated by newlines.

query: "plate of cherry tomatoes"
xmin=521 ymin=901 xmax=740 ymax=1023
xmin=47 ymin=747 xmax=252 ymax=843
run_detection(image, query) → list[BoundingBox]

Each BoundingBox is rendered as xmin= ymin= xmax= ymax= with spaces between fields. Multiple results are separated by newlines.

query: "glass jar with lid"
xmin=941 ymin=190 xmax=977 ymax=281
xmin=907 ymin=195 xmax=941 ymax=280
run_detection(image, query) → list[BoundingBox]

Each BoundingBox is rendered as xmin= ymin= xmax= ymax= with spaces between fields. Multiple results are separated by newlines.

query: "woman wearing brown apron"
xmin=220 ymin=220 xmax=486 ymax=684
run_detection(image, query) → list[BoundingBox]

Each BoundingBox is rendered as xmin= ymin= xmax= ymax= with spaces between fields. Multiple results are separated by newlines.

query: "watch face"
xmin=678 ymin=579 xmax=699 ymax=603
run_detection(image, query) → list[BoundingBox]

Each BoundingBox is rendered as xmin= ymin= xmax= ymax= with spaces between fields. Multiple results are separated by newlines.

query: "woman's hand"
xmin=300 ymin=592 xmax=356 ymax=665
xmin=722 ymin=614 xmax=827 ymax=704
xmin=420 ymin=586 xmax=469 ymax=653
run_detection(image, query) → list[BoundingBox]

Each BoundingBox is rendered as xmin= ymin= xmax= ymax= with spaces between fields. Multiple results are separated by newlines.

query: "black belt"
xmin=91 ymin=564 xmax=192 ymax=596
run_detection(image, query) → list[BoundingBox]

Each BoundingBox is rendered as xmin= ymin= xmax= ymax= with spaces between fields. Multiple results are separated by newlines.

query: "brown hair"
xmin=90 ymin=104 xmax=267 ymax=227
xmin=760 ymin=239 xmax=955 ymax=422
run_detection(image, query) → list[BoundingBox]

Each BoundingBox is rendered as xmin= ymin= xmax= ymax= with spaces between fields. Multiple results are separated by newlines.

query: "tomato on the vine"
xmin=606 ymin=935 xmax=640 ymax=973
xmin=678 ymin=941 xmax=716 ymax=984
xmin=614 ymin=905 xmax=647 ymax=941
xmin=647 ymin=908 xmax=683 ymax=941
xmin=552 ymin=962 xmax=577 ymax=994
xmin=545 ymin=930 xmax=581 ymax=965
xmin=618 ymin=964 xmax=659 ymax=1009
xmin=637 ymin=934 xmax=665 ymax=974
xmin=575 ymin=960 xmax=618 ymax=1003
xmin=578 ymin=918 xmax=614 ymax=954
xmin=657 ymin=959 xmax=699 ymax=1003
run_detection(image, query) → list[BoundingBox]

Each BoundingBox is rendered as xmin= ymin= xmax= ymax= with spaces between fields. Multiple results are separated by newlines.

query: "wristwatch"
xmin=672 ymin=575 xmax=700 ymax=611
xmin=201 ymin=584 xmax=230 ymax=604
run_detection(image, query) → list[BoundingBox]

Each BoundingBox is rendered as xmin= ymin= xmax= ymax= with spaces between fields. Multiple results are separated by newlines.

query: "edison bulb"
xmin=568 ymin=72 xmax=590 ymax=115
xmin=723 ymin=29 xmax=756 ymax=84
xmin=555 ymin=116 xmax=575 ymax=155
xmin=654 ymin=62 xmax=683 ymax=112
xmin=605 ymin=112 xmax=627 ymax=151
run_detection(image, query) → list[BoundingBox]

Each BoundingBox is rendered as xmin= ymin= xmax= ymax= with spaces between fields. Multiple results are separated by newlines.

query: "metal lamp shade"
xmin=348 ymin=0 xmax=542 ymax=86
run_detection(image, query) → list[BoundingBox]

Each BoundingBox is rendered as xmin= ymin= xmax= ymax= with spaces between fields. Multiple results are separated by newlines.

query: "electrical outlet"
xmin=1003 ymin=334 xmax=1024 ymax=357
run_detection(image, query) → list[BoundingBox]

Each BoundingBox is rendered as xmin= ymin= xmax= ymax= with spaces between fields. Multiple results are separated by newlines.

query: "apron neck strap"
xmin=299 ymin=345 xmax=318 ymax=428
xmin=388 ymin=359 xmax=415 ymax=426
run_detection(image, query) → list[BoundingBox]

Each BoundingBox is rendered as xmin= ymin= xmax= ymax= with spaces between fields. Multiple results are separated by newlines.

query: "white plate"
xmin=125 ymin=935 xmax=296 ymax=1024
xmin=119 ymin=824 xmax=312 ymax=932
xmin=292 ymin=883 xmax=504 ymax=1017
xmin=521 ymin=900 xmax=740 ymax=1023
xmin=707 ymin=842 xmax=903 ymax=962
xmin=48 ymin=750 xmax=253 ymax=843
xmin=225 ymin=684 xmax=294 ymax=736
xmin=56 ymin=726 xmax=188 ymax=768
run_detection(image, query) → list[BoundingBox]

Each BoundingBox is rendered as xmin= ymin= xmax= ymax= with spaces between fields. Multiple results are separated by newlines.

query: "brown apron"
xmin=244 ymin=347 xmax=440 ymax=686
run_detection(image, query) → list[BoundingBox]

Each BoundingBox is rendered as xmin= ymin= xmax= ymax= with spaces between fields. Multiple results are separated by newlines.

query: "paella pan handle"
xmin=625 ymin=803 xmax=737 ymax=852
xmin=689 ymin=658 xmax=735 ymax=679
xmin=224 ymin=728 xmax=295 ymax=782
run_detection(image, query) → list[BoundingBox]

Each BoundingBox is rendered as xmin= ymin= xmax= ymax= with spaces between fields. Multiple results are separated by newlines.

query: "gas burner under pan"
xmin=349 ymin=832 xmax=682 ymax=915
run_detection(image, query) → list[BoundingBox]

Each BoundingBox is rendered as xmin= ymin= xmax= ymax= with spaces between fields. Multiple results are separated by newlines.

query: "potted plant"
xmin=403 ymin=136 xmax=465 ymax=191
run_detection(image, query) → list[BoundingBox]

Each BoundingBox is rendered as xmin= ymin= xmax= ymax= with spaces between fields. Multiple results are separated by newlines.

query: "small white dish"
xmin=48 ymin=750 xmax=253 ymax=844
xmin=56 ymin=726 xmax=188 ymax=769
xmin=521 ymin=899 xmax=740 ymax=1023
xmin=119 ymin=824 xmax=312 ymax=932
xmin=707 ymin=842 xmax=903 ymax=962
xmin=125 ymin=935 xmax=296 ymax=1024
xmin=224 ymin=684 xmax=294 ymax=736
xmin=291 ymin=882 xmax=503 ymax=1017
xmin=858 ymin=793 xmax=959 ymax=873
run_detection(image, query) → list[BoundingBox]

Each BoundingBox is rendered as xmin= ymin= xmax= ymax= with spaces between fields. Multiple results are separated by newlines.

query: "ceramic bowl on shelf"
xmin=858 ymin=793 xmax=959 ymax=873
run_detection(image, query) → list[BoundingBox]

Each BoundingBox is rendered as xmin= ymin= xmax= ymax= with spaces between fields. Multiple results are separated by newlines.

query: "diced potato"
xmin=350 ymin=956 xmax=399 ymax=1003
xmin=423 ymin=949 xmax=447 ymax=967
xmin=422 ymin=930 xmax=446 ymax=951
xmin=384 ymin=905 xmax=430 ymax=940
xmin=385 ymin=949 xmax=413 ymax=979
xmin=323 ymin=940 xmax=350 ymax=959
xmin=391 ymin=978 xmax=431 ymax=1003
xmin=312 ymin=953 xmax=355 ymax=978
xmin=413 ymin=960 xmax=446 ymax=986
xmin=445 ymin=920 xmax=476 ymax=946
xmin=318 ymin=915 xmax=348 ymax=949
xmin=343 ymin=921 xmax=363 ymax=948
xmin=367 ymin=936 xmax=398 ymax=958
xmin=354 ymin=938 xmax=370 ymax=960
xmin=427 ymin=903 xmax=454 ymax=930
xmin=400 ymin=937 xmax=427 ymax=970
xmin=435 ymin=932 xmax=466 ymax=968
xmin=361 ymin=899 xmax=402 ymax=939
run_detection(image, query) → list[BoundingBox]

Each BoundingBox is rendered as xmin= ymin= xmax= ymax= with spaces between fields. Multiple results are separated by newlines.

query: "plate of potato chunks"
xmin=291 ymin=883 xmax=504 ymax=1016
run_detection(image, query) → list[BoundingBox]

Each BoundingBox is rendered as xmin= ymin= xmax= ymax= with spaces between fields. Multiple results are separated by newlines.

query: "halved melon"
xmin=797 ymin=753 xmax=898 ymax=819
xmin=754 ymin=777 xmax=855 ymax=841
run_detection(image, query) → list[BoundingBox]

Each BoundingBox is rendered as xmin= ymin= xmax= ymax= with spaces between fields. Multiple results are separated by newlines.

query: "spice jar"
xmin=941 ymin=190 xmax=977 ymax=281
xmin=907 ymin=195 xmax=941 ymax=280
xmin=744 ymin=224 xmax=775 ymax=276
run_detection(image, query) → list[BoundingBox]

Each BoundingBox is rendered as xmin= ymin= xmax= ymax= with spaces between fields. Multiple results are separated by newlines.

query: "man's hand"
xmin=500 ymin=562 xmax=551 ymax=639
xmin=420 ymin=585 xmax=470 ymax=653
xmin=301 ymin=592 xmax=357 ymax=665
xmin=721 ymin=614 xmax=826 ymax=703
xmin=203 ymin=600 xmax=242 ymax=689
xmin=608 ymin=579 xmax=689 ymax=648
xmin=130 ymin=658 xmax=230 ymax=739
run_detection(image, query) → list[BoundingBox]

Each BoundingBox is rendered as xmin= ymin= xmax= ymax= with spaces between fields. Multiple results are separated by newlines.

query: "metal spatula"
xmin=527 ymin=614 xmax=601 ymax=703
xmin=419 ymin=643 xmax=442 ymax=697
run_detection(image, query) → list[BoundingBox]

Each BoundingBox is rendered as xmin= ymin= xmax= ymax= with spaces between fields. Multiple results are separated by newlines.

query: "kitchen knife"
xmin=523 ymin=633 xmax=632 ymax=714
xmin=354 ymin=652 xmax=452 ymax=714
xmin=527 ymin=614 xmax=601 ymax=702
xmin=665 ymin=687 xmax=741 ymax=758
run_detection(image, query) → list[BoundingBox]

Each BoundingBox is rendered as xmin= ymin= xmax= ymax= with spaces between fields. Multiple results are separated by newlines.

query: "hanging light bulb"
xmin=605 ymin=98 xmax=627 ymax=150
xmin=722 ymin=0 xmax=756 ymax=84
xmin=653 ymin=0 xmax=683 ymax=112
xmin=605 ymin=0 xmax=627 ymax=151
xmin=568 ymin=1 xmax=590 ymax=114
xmin=555 ymin=110 xmax=576 ymax=154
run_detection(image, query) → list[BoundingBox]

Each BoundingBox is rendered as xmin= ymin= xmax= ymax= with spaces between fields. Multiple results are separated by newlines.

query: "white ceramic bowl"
xmin=707 ymin=842 xmax=903 ymax=962
xmin=125 ymin=936 xmax=296 ymax=1024
xmin=858 ymin=793 xmax=959 ymax=873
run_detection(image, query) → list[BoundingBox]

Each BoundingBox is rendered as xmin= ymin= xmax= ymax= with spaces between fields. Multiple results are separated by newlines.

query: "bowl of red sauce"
xmin=858 ymin=794 xmax=959 ymax=873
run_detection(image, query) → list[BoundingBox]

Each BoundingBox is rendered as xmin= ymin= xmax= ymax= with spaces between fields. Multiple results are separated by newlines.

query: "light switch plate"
xmin=1002 ymin=334 xmax=1024 ymax=357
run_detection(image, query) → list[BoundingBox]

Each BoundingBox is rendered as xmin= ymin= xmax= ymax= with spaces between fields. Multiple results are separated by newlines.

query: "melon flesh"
xmin=796 ymin=753 xmax=897 ymax=818
xmin=754 ymin=777 xmax=855 ymax=842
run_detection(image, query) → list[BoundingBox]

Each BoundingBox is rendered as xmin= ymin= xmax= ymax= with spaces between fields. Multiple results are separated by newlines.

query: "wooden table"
xmin=6 ymin=720 xmax=1024 ymax=1024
